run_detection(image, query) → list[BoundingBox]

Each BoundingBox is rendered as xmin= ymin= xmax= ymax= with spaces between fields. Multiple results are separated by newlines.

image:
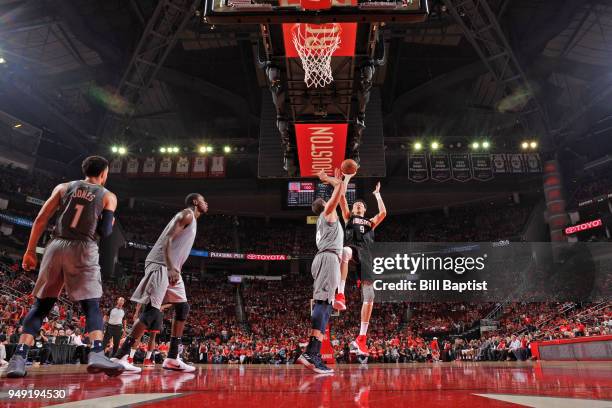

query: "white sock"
xmin=129 ymin=349 xmax=136 ymax=358
xmin=359 ymin=322 xmax=369 ymax=336
xmin=145 ymin=351 xmax=152 ymax=359
xmin=338 ymin=280 xmax=346 ymax=295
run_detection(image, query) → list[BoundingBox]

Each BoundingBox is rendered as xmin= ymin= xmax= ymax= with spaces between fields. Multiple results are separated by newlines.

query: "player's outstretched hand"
xmin=334 ymin=168 xmax=342 ymax=180
xmin=373 ymin=182 xmax=381 ymax=195
xmin=317 ymin=169 xmax=330 ymax=183
xmin=22 ymin=249 xmax=38 ymax=271
xmin=343 ymin=171 xmax=354 ymax=182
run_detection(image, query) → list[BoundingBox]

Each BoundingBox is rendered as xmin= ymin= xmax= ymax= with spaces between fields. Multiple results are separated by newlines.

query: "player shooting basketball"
xmin=335 ymin=181 xmax=386 ymax=357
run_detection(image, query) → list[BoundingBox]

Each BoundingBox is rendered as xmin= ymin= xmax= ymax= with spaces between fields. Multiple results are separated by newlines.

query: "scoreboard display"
xmin=287 ymin=181 xmax=356 ymax=208
xmin=287 ymin=181 xmax=316 ymax=207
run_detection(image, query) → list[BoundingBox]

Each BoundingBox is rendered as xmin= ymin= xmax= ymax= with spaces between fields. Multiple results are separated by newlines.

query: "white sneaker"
xmin=111 ymin=357 xmax=142 ymax=374
xmin=162 ymin=357 xmax=196 ymax=372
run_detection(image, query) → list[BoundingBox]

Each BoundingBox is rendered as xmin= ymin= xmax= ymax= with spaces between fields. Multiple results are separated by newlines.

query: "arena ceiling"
xmin=0 ymin=0 xmax=610 ymax=172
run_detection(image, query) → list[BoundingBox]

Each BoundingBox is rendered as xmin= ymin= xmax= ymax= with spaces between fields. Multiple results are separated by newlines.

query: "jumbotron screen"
xmin=287 ymin=181 xmax=356 ymax=207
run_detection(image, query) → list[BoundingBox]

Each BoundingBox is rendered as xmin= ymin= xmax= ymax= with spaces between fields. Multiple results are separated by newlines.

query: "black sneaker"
xmin=312 ymin=355 xmax=334 ymax=375
xmin=297 ymin=352 xmax=316 ymax=370
xmin=6 ymin=354 xmax=27 ymax=378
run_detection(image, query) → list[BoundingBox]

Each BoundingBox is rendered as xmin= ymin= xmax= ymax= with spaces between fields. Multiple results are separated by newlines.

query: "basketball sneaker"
xmin=351 ymin=335 xmax=369 ymax=356
xmin=162 ymin=357 xmax=196 ymax=372
xmin=143 ymin=358 xmax=155 ymax=369
xmin=111 ymin=356 xmax=142 ymax=374
xmin=298 ymin=353 xmax=334 ymax=374
xmin=313 ymin=354 xmax=334 ymax=374
xmin=297 ymin=352 xmax=316 ymax=370
xmin=5 ymin=354 xmax=27 ymax=378
xmin=87 ymin=350 xmax=125 ymax=377
xmin=333 ymin=293 xmax=346 ymax=311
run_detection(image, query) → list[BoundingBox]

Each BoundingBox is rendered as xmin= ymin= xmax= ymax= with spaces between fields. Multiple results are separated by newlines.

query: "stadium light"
xmin=118 ymin=147 xmax=127 ymax=155
xmin=111 ymin=146 xmax=118 ymax=153
xmin=521 ymin=141 xmax=529 ymax=150
xmin=482 ymin=141 xmax=490 ymax=149
xmin=223 ymin=145 xmax=231 ymax=153
xmin=206 ymin=146 xmax=213 ymax=153
xmin=430 ymin=141 xmax=440 ymax=151
xmin=530 ymin=141 xmax=538 ymax=149
xmin=160 ymin=147 xmax=167 ymax=153
xmin=0 ymin=57 xmax=6 ymax=64
xmin=174 ymin=147 xmax=180 ymax=153
xmin=13 ymin=123 xmax=22 ymax=129
xmin=471 ymin=142 xmax=480 ymax=150
xmin=413 ymin=142 xmax=422 ymax=151
xmin=198 ymin=146 xmax=207 ymax=154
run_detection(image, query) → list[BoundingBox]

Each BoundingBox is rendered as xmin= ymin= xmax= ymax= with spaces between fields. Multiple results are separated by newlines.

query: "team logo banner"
xmin=295 ymin=124 xmax=348 ymax=177
xmin=191 ymin=156 xmax=207 ymax=178
xmin=491 ymin=154 xmax=507 ymax=173
xmin=368 ymin=242 xmax=612 ymax=302
xmin=429 ymin=154 xmax=451 ymax=182
xmin=471 ymin=154 xmax=493 ymax=181
xmin=408 ymin=154 xmax=429 ymax=182
xmin=126 ymin=158 xmax=140 ymax=177
xmin=525 ymin=153 xmax=542 ymax=173
xmin=142 ymin=157 xmax=156 ymax=176
xmin=450 ymin=154 xmax=471 ymax=182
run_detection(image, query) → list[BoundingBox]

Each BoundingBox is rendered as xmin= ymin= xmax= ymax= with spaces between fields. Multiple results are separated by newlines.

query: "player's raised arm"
xmin=321 ymin=168 xmax=346 ymax=217
xmin=22 ymin=183 xmax=67 ymax=271
xmin=370 ymin=182 xmax=387 ymax=230
xmin=339 ymin=172 xmax=354 ymax=223
xmin=163 ymin=209 xmax=194 ymax=284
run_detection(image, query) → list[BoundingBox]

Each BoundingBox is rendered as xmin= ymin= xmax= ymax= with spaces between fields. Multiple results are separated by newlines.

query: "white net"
xmin=291 ymin=23 xmax=342 ymax=88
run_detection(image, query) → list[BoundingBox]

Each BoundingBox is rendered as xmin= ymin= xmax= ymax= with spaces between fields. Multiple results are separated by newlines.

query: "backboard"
xmin=203 ymin=0 xmax=429 ymax=24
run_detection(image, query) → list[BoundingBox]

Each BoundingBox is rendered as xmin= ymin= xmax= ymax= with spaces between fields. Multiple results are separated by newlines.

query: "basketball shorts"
xmin=140 ymin=303 xmax=163 ymax=333
xmin=348 ymin=244 xmax=375 ymax=282
xmin=311 ymin=252 xmax=341 ymax=304
xmin=131 ymin=262 xmax=187 ymax=309
xmin=32 ymin=238 xmax=102 ymax=301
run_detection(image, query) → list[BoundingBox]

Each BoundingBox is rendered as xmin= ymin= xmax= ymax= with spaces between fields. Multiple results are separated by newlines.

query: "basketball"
xmin=341 ymin=159 xmax=358 ymax=175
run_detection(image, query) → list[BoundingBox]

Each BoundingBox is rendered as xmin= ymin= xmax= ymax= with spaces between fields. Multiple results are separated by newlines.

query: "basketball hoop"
xmin=291 ymin=23 xmax=342 ymax=88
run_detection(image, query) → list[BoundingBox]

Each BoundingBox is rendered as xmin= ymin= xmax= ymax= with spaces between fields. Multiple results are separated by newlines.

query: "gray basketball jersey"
xmin=315 ymin=213 xmax=343 ymax=256
xmin=55 ymin=181 xmax=108 ymax=242
xmin=146 ymin=209 xmax=197 ymax=271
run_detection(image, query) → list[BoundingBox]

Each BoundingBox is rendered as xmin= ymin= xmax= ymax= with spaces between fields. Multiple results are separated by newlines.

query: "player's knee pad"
xmin=341 ymin=246 xmax=353 ymax=264
xmin=362 ymin=283 xmax=375 ymax=304
xmin=173 ymin=302 xmax=190 ymax=321
xmin=23 ymin=297 xmax=56 ymax=336
xmin=79 ymin=298 xmax=104 ymax=333
xmin=139 ymin=303 xmax=163 ymax=329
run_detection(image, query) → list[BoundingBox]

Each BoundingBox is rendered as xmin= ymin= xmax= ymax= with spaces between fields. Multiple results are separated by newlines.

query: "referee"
xmin=102 ymin=297 xmax=126 ymax=356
